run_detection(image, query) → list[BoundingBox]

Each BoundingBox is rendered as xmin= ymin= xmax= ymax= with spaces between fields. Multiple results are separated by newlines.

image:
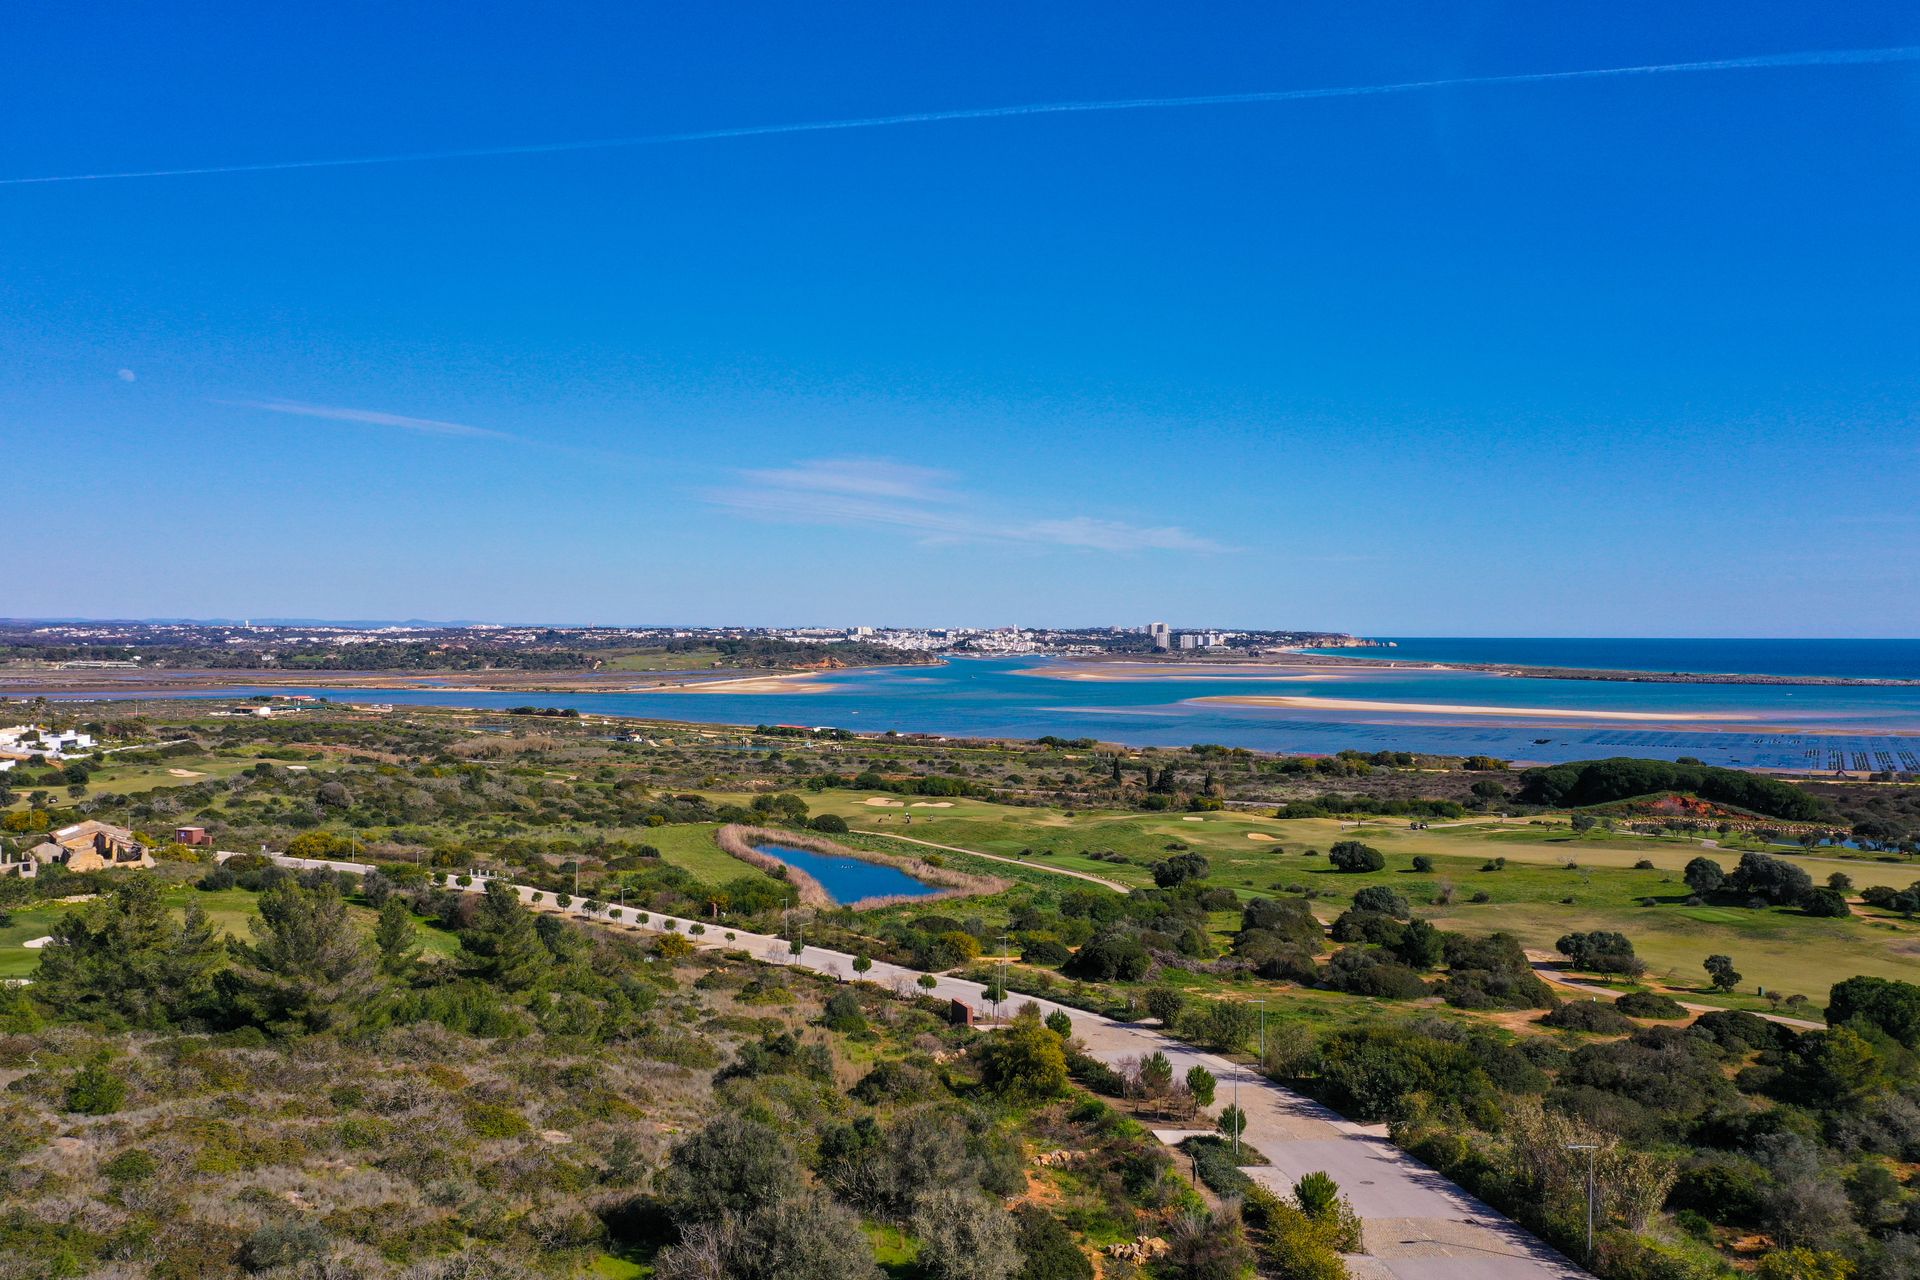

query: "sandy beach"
xmin=1195 ymin=694 xmax=1752 ymax=723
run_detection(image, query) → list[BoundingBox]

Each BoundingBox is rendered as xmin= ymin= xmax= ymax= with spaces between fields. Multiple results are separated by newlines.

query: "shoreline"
xmin=713 ymin=823 xmax=1008 ymax=911
xmin=1048 ymin=651 xmax=1920 ymax=688
xmin=1193 ymin=693 xmax=1754 ymax=724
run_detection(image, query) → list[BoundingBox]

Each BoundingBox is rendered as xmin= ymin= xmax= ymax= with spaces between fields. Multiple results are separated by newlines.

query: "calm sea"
xmin=1305 ymin=638 xmax=1920 ymax=681
xmin=60 ymin=653 xmax=1920 ymax=769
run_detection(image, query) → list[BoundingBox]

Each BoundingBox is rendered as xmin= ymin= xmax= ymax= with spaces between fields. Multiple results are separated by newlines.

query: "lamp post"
xmin=1567 ymin=1143 xmax=1599 ymax=1263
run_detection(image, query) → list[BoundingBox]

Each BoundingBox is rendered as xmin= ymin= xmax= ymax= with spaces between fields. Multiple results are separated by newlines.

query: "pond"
xmin=753 ymin=843 xmax=942 ymax=905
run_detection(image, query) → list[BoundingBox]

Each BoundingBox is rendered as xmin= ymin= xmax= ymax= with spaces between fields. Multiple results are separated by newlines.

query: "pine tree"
xmin=36 ymin=878 xmax=222 ymax=1028
xmin=460 ymin=880 xmax=551 ymax=990
xmin=224 ymin=878 xmax=383 ymax=1036
xmin=374 ymin=896 xmax=420 ymax=977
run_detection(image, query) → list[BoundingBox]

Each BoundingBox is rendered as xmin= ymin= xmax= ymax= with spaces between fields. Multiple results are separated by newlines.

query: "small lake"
xmin=754 ymin=843 xmax=941 ymax=905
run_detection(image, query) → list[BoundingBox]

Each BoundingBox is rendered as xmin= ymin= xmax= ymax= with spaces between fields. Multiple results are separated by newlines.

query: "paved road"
xmin=262 ymin=854 xmax=1582 ymax=1280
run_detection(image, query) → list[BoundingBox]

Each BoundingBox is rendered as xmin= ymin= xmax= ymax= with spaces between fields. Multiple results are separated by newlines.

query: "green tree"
xmin=373 ymin=896 xmax=420 ymax=976
xmin=1705 ymin=954 xmax=1742 ymax=993
xmin=35 ymin=878 xmax=224 ymax=1028
xmin=459 ymin=880 xmax=551 ymax=990
xmin=1217 ymin=1104 xmax=1247 ymax=1142
xmin=224 ymin=878 xmax=383 ymax=1036
xmin=978 ymin=1005 xmax=1069 ymax=1101
xmin=1144 ymin=986 xmax=1186 ymax=1026
xmin=1185 ymin=1064 xmax=1217 ymax=1109
xmin=1328 ymin=841 xmax=1385 ymax=873
xmin=659 ymin=1114 xmax=805 ymax=1225
xmin=1139 ymin=1050 xmax=1174 ymax=1097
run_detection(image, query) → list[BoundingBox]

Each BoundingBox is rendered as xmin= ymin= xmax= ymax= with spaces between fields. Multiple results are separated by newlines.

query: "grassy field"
xmin=5 ymin=748 xmax=350 ymax=812
xmin=597 ymin=648 xmax=729 ymax=672
xmin=1 ymin=880 xmax=459 ymax=979
xmin=774 ymin=791 xmax=1920 ymax=1008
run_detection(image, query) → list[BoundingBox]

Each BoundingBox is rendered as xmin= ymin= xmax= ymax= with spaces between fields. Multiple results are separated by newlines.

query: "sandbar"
xmin=659 ymin=672 xmax=834 ymax=694
xmin=1196 ymin=694 xmax=1751 ymax=723
xmin=1017 ymin=663 xmax=1327 ymax=682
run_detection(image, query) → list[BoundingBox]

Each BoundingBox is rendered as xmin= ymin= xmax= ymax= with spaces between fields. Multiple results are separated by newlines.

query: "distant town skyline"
xmin=5 ymin=4 xmax=1917 ymax=634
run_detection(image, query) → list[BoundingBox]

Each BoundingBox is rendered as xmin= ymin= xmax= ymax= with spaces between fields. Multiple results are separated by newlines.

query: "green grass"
xmin=641 ymin=822 xmax=759 ymax=884
xmin=777 ymin=791 xmax=1920 ymax=1011
xmin=2 ymin=881 xmax=461 ymax=979
xmin=597 ymin=648 xmax=729 ymax=672
xmin=0 ymin=904 xmax=68 ymax=979
xmin=6 ymin=750 xmax=352 ymax=812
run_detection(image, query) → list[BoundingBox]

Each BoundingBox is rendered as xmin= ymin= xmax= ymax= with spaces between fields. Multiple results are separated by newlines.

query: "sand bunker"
xmin=910 ymin=801 xmax=954 ymax=808
xmin=1181 ymin=816 xmax=1205 ymax=822
xmin=1197 ymin=694 xmax=1748 ymax=723
xmin=862 ymin=797 xmax=904 ymax=807
xmin=1246 ymin=833 xmax=1277 ymax=842
xmin=167 ymin=768 xmax=204 ymax=778
xmin=22 ymin=937 xmax=52 ymax=949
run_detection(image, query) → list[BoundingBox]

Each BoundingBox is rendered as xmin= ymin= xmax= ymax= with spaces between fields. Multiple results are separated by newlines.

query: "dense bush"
xmin=1061 ymin=931 xmax=1151 ymax=981
xmin=1517 ymin=758 xmax=1830 ymax=821
xmin=1541 ymin=1000 xmax=1635 ymax=1035
xmin=1328 ymin=841 xmax=1386 ymax=873
xmin=1614 ymin=991 xmax=1688 ymax=1020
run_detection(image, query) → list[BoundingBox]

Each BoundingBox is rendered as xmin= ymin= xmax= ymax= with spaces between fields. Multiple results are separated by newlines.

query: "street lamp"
xmin=1567 ymin=1143 xmax=1599 ymax=1263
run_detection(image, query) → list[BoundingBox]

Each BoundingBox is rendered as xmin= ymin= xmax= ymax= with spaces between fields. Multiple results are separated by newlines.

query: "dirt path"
xmin=864 ymin=832 xmax=1130 ymax=892
xmin=1524 ymin=954 xmax=1824 ymax=1030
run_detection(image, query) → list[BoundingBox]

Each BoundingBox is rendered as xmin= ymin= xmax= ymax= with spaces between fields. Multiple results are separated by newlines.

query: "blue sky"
xmin=4 ymin=2 xmax=1917 ymax=634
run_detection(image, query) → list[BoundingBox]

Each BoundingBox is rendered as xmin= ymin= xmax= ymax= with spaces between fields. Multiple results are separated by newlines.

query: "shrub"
xmin=1328 ymin=841 xmax=1385 ymax=873
xmin=1555 ymin=931 xmax=1645 ymax=977
xmin=464 ymin=1100 xmax=531 ymax=1138
xmin=1062 ymin=931 xmax=1150 ymax=982
xmin=1020 ymin=937 xmax=1071 ymax=966
xmin=65 ymin=1059 xmax=127 ymax=1115
xmin=1011 ymin=1205 xmax=1092 ymax=1280
xmin=1351 ymin=886 xmax=1410 ymax=918
xmin=101 ymin=1148 xmax=157 ymax=1185
xmin=243 ymin=1221 xmax=331 ymax=1272
xmin=1615 ymin=991 xmax=1689 ymax=1020
xmin=1799 ymin=887 xmax=1850 ymax=918
xmin=1540 ymin=1000 xmax=1635 ymax=1035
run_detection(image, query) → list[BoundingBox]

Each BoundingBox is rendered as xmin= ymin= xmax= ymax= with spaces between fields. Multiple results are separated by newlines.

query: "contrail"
xmin=5 ymin=44 xmax=1915 ymax=187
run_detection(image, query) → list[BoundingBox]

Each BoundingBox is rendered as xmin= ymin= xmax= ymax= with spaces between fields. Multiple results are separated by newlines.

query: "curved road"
xmin=267 ymin=852 xmax=1581 ymax=1280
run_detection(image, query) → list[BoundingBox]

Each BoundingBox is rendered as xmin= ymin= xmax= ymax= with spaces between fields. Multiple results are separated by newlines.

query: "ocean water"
xmin=1306 ymin=638 xmax=1920 ymax=681
xmin=753 ymin=843 xmax=940 ymax=904
xmin=58 ymin=654 xmax=1920 ymax=768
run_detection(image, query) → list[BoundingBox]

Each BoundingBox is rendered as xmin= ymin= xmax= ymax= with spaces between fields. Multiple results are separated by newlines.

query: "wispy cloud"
xmin=3 ymin=45 xmax=1915 ymax=187
xmin=708 ymin=456 xmax=1231 ymax=553
xmin=219 ymin=398 xmax=514 ymax=440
